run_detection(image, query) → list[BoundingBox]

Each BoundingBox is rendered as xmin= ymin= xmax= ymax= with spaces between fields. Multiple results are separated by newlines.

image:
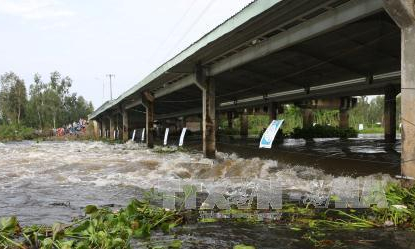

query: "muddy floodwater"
xmin=1 ymin=138 xmax=414 ymax=248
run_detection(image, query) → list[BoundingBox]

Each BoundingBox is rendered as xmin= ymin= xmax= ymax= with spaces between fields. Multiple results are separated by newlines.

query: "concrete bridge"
xmin=89 ymin=0 xmax=415 ymax=178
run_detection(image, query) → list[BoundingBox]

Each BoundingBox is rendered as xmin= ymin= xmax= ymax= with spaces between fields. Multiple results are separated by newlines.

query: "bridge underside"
xmin=132 ymin=10 xmax=401 ymax=119
xmin=90 ymin=0 xmax=415 ymax=179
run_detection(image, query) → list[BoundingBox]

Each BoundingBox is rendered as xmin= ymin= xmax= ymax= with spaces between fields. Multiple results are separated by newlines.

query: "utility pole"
xmin=106 ymin=74 xmax=115 ymax=100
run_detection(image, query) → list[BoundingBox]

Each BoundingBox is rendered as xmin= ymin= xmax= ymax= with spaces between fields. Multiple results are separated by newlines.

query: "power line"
xmin=162 ymin=0 xmax=218 ymax=62
xmin=150 ymin=0 xmax=197 ymax=63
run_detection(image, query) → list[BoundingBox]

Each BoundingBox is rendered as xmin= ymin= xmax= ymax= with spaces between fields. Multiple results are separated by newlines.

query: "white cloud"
xmin=0 ymin=0 xmax=75 ymax=20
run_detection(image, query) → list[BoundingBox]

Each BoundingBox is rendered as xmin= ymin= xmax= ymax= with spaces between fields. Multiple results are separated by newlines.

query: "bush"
xmin=218 ymin=127 xmax=239 ymax=136
xmin=290 ymin=124 xmax=358 ymax=139
xmin=0 ymin=124 xmax=36 ymax=141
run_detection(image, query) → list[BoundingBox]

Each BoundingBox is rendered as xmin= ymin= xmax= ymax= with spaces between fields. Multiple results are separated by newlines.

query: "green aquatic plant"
xmin=233 ymin=244 xmax=256 ymax=249
xmin=0 ymin=199 xmax=182 ymax=249
xmin=1 ymin=184 xmax=414 ymax=248
xmin=301 ymin=183 xmax=415 ymax=247
xmin=371 ymin=183 xmax=415 ymax=227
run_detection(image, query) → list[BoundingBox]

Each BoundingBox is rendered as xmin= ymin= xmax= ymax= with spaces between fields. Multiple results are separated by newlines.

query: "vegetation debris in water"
xmin=1 ymin=183 xmax=415 ymax=248
xmin=0 ymin=199 xmax=182 ymax=249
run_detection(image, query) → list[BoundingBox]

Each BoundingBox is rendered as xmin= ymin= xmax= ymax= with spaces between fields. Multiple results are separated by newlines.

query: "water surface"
xmin=0 ymin=139 xmax=411 ymax=248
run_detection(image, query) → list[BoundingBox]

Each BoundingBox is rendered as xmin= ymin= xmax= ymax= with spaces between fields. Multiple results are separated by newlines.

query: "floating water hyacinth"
xmin=391 ymin=205 xmax=407 ymax=210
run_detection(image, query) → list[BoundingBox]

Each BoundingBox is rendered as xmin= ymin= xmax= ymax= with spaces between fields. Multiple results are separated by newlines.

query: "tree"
xmin=0 ymin=72 xmax=28 ymax=124
xmin=9 ymin=78 xmax=27 ymax=124
xmin=27 ymin=73 xmax=46 ymax=128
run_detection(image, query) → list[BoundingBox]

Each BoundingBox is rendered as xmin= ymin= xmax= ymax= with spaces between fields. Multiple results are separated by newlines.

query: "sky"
xmin=0 ymin=0 xmax=253 ymax=109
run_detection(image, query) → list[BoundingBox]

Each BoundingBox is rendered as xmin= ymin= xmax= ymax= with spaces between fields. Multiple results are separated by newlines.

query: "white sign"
xmin=113 ymin=130 xmax=116 ymax=139
xmin=131 ymin=129 xmax=136 ymax=141
xmin=163 ymin=128 xmax=169 ymax=146
xmin=179 ymin=128 xmax=187 ymax=147
xmin=259 ymin=120 xmax=284 ymax=149
xmin=358 ymin=124 xmax=364 ymax=131
xmin=141 ymin=128 xmax=145 ymax=142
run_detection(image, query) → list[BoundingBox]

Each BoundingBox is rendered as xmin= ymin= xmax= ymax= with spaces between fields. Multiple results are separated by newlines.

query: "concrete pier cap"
xmin=384 ymin=0 xmax=415 ymax=179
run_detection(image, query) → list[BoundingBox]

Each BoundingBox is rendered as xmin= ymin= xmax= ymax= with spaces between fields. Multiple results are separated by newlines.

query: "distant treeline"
xmin=0 ymin=71 xmax=93 ymax=129
xmin=219 ymin=96 xmax=401 ymax=135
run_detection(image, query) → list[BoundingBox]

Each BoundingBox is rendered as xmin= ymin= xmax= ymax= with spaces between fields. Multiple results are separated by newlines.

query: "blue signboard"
xmin=259 ymin=120 xmax=284 ymax=149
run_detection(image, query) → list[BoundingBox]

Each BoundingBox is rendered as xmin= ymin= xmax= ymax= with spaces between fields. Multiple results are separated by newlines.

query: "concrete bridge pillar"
xmin=178 ymin=117 xmax=184 ymax=131
xmin=102 ymin=118 xmax=107 ymax=138
xmin=339 ymin=109 xmax=349 ymax=129
xmin=122 ymin=108 xmax=129 ymax=142
xmin=109 ymin=115 xmax=115 ymax=139
xmin=268 ymin=102 xmax=277 ymax=123
xmin=302 ymin=108 xmax=314 ymax=128
xmin=198 ymin=114 xmax=203 ymax=133
xmin=384 ymin=85 xmax=399 ymax=143
xmin=201 ymin=78 xmax=216 ymax=159
xmin=142 ymin=91 xmax=154 ymax=148
xmin=384 ymin=0 xmax=415 ymax=178
xmin=240 ymin=109 xmax=249 ymax=140
xmin=339 ymin=97 xmax=350 ymax=129
xmin=196 ymin=64 xmax=216 ymax=158
xmin=92 ymin=120 xmax=100 ymax=138
xmin=227 ymin=111 xmax=234 ymax=129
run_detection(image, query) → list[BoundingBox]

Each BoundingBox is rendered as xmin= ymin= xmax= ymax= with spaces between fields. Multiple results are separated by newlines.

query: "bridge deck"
xmin=89 ymin=0 xmax=415 ymax=178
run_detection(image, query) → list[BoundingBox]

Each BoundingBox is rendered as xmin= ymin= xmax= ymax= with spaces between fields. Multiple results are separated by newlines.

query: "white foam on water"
xmin=0 ymin=141 xmax=396 ymax=199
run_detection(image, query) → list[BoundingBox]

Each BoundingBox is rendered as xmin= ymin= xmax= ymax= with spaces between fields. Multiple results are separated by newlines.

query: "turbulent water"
xmin=0 ymin=140 xmax=413 ymax=248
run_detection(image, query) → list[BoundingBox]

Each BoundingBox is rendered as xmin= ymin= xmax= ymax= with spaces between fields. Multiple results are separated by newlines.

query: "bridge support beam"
xmin=384 ymin=85 xmax=398 ymax=143
xmin=302 ymin=108 xmax=314 ymax=128
xmin=122 ymin=109 xmax=129 ymax=142
xmin=142 ymin=91 xmax=154 ymax=148
xmin=240 ymin=109 xmax=249 ymax=140
xmin=384 ymin=0 xmax=415 ymax=178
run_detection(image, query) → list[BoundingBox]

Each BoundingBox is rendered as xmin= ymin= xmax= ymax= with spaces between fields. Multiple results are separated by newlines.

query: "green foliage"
xmin=0 ymin=72 xmax=27 ymax=125
xmin=0 ymin=124 xmax=35 ymax=141
xmin=0 ymin=184 xmax=414 ymax=248
xmin=0 ymin=71 xmax=94 ymax=130
xmin=278 ymin=105 xmax=303 ymax=134
xmin=0 ymin=199 xmax=182 ymax=249
xmin=371 ymin=184 xmax=415 ymax=227
xmin=291 ymin=125 xmax=358 ymax=139
xmin=217 ymin=96 xmax=402 ymax=137
xmin=217 ymin=127 xmax=239 ymax=136
xmin=234 ymin=245 xmax=256 ymax=249
xmin=349 ymin=95 xmax=401 ymax=130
